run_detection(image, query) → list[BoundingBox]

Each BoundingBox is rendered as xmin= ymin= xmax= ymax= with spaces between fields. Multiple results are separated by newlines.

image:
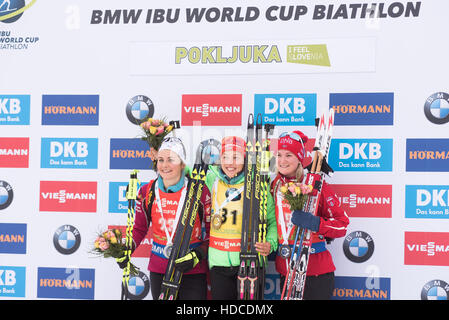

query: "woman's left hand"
xmin=255 ymin=242 xmax=271 ymax=256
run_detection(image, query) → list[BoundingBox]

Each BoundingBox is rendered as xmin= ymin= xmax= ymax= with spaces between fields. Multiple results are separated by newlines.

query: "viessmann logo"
xmin=181 ymin=94 xmax=242 ymax=126
xmin=39 ymin=181 xmax=97 ymax=212
xmin=404 ymin=232 xmax=449 ymax=266
xmin=332 ymin=184 xmax=392 ymax=218
xmin=0 ymin=137 xmax=29 ymax=168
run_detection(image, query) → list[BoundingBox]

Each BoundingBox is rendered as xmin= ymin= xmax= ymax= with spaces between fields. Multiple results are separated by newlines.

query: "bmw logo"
xmin=122 ymin=271 xmax=150 ymax=300
xmin=343 ymin=231 xmax=374 ymax=263
xmin=421 ymin=280 xmax=449 ymax=300
xmin=0 ymin=180 xmax=13 ymax=210
xmin=126 ymin=95 xmax=154 ymax=125
xmin=53 ymin=225 xmax=81 ymax=255
xmin=424 ymin=92 xmax=449 ymax=125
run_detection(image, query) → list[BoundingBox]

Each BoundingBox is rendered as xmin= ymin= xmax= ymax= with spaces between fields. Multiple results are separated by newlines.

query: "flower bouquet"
xmin=91 ymin=228 xmax=139 ymax=276
xmin=279 ymin=181 xmax=313 ymax=211
xmin=139 ymin=117 xmax=174 ymax=150
xmin=139 ymin=118 xmax=175 ymax=168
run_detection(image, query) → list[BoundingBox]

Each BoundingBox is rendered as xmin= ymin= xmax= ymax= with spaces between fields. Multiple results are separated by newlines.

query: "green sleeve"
xmin=265 ymin=192 xmax=278 ymax=254
xmin=184 ymin=165 xmax=192 ymax=176
xmin=204 ymin=165 xmax=219 ymax=191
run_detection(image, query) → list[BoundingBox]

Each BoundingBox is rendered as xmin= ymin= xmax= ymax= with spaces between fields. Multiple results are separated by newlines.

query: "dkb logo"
xmin=0 ymin=95 xmax=30 ymax=125
xmin=254 ymin=93 xmax=317 ymax=126
xmin=329 ymin=139 xmax=393 ymax=171
xmin=41 ymin=138 xmax=98 ymax=169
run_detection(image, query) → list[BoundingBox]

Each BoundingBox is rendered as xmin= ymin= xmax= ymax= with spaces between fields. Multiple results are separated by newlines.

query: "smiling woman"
xmin=116 ymin=136 xmax=211 ymax=300
xmin=157 ymin=138 xmax=186 ymax=188
xmin=204 ymin=135 xmax=278 ymax=300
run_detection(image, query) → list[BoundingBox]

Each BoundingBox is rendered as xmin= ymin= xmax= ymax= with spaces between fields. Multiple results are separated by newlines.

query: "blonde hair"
xmin=275 ymin=161 xmax=304 ymax=182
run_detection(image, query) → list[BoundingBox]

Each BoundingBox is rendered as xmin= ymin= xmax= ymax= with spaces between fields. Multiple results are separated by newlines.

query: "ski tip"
xmin=328 ymin=109 xmax=334 ymax=126
xmin=247 ymin=113 xmax=254 ymax=128
xmin=320 ymin=113 xmax=326 ymax=128
xmin=256 ymin=113 xmax=263 ymax=127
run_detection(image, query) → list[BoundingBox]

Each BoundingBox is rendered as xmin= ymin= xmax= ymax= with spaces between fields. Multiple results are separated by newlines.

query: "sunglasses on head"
xmin=279 ymin=132 xmax=305 ymax=159
xmin=162 ymin=136 xmax=182 ymax=143
xmin=161 ymin=136 xmax=186 ymax=156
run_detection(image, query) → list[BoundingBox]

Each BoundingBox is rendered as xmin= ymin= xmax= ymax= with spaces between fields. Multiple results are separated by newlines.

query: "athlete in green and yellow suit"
xmin=205 ymin=136 xmax=278 ymax=300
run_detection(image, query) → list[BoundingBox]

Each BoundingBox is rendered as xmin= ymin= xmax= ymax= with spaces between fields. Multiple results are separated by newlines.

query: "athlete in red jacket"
xmin=117 ymin=137 xmax=211 ymax=300
xmin=271 ymin=130 xmax=349 ymax=300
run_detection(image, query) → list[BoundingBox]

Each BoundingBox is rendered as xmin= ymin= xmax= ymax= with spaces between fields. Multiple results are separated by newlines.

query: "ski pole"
xmin=121 ymin=169 xmax=139 ymax=300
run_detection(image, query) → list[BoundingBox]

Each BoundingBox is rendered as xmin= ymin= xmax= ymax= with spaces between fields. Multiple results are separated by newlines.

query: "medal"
xmin=276 ymin=187 xmax=295 ymax=260
xmin=279 ymin=244 xmax=292 ymax=259
xmin=212 ymin=213 xmax=223 ymax=230
xmin=163 ymin=243 xmax=173 ymax=258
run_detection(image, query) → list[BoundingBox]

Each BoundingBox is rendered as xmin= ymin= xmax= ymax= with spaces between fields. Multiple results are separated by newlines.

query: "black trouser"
xmin=209 ymin=266 xmax=239 ymax=300
xmin=280 ymin=272 xmax=334 ymax=300
xmin=150 ymin=272 xmax=207 ymax=300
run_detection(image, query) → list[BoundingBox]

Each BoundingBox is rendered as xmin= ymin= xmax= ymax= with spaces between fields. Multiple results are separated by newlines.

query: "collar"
xmin=157 ymin=175 xmax=185 ymax=193
xmin=279 ymin=174 xmax=296 ymax=183
xmin=273 ymin=173 xmax=298 ymax=192
xmin=219 ymin=168 xmax=244 ymax=185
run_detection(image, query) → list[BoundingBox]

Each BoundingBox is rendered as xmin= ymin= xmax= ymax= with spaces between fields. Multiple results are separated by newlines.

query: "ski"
xmin=257 ymin=122 xmax=274 ymax=297
xmin=238 ymin=113 xmax=273 ymax=300
xmin=238 ymin=113 xmax=257 ymax=300
xmin=121 ymin=170 xmax=140 ymax=300
xmin=281 ymin=109 xmax=335 ymax=300
xmin=158 ymin=139 xmax=219 ymax=300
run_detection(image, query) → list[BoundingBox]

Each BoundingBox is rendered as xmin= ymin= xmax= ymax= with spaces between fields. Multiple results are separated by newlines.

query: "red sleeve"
xmin=316 ymin=181 xmax=349 ymax=239
xmin=131 ymin=183 xmax=152 ymax=251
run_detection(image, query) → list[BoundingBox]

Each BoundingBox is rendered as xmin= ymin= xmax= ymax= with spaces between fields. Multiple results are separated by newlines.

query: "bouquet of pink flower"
xmin=139 ymin=117 xmax=174 ymax=151
xmin=91 ymin=228 xmax=139 ymax=275
xmin=279 ymin=181 xmax=313 ymax=211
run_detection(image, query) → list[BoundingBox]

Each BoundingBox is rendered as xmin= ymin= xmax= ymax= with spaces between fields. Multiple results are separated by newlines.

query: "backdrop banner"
xmin=1 ymin=0 xmax=449 ymax=301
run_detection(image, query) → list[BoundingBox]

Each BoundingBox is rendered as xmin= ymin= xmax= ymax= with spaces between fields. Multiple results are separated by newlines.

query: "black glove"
xmin=116 ymin=254 xmax=129 ymax=269
xmin=174 ymin=248 xmax=204 ymax=273
xmin=291 ymin=210 xmax=321 ymax=232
